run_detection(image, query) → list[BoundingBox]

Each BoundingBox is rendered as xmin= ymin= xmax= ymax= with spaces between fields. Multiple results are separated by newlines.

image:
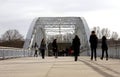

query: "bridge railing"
xmin=90 ymin=45 xmax=120 ymax=59
xmin=0 ymin=45 xmax=120 ymax=60
xmin=80 ymin=45 xmax=120 ymax=59
xmin=0 ymin=47 xmax=33 ymax=60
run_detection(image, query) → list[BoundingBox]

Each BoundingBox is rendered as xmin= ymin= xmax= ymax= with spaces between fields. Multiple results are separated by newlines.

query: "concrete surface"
xmin=0 ymin=56 xmax=120 ymax=77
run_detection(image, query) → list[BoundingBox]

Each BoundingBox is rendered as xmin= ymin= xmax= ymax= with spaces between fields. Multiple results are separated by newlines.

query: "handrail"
xmin=0 ymin=47 xmax=32 ymax=60
xmin=0 ymin=45 xmax=120 ymax=60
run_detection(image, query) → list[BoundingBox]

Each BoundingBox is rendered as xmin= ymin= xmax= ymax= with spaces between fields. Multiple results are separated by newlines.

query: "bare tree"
xmin=93 ymin=26 xmax=101 ymax=39
xmin=92 ymin=26 xmax=119 ymax=40
xmin=111 ymin=32 xmax=118 ymax=40
xmin=1 ymin=29 xmax=23 ymax=41
xmin=101 ymin=28 xmax=110 ymax=39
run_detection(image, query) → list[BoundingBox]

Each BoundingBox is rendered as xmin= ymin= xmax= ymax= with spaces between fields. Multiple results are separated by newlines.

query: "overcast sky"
xmin=0 ymin=0 xmax=120 ymax=38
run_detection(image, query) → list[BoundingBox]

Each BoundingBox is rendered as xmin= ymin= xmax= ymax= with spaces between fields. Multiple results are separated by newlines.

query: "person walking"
xmin=34 ymin=42 xmax=38 ymax=57
xmin=72 ymin=35 xmax=81 ymax=61
xmin=52 ymin=39 xmax=58 ymax=58
xmin=101 ymin=36 xmax=108 ymax=60
xmin=40 ymin=38 xmax=46 ymax=59
xmin=89 ymin=31 xmax=98 ymax=61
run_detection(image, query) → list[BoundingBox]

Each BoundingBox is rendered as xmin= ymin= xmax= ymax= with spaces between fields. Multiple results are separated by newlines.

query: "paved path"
xmin=0 ymin=56 xmax=120 ymax=77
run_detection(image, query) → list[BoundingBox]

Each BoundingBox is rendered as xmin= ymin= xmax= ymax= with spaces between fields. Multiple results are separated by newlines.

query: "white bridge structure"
xmin=23 ymin=17 xmax=90 ymax=50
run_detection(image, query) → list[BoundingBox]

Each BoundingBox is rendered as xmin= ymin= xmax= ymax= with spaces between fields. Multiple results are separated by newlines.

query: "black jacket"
xmin=101 ymin=36 xmax=108 ymax=50
xmin=52 ymin=40 xmax=58 ymax=52
xmin=89 ymin=35 xmax=98 ymax=48
xmin=72 ymin=36 xmax=81 ymax=56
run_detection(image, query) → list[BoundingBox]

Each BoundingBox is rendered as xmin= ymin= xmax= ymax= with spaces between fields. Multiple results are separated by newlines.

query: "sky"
xmin=0 ymin=0 xmax=120 ymax=38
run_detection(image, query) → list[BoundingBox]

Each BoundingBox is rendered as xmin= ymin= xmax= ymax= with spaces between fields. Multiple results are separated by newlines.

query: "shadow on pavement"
xmin=79 ymin=59 xmax=115 ymax=77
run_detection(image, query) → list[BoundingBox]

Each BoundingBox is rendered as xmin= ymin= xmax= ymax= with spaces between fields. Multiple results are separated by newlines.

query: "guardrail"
xmin=0 ymin=45 xmax=120 ymax=60
xmin=80 ymin=45 xmax=120 ymax=59
xmin=83 ymin=45 xmax=120 ymax=59
xmin=95 ymin=47 xmax=120 ymax=59
xmin=0 ymin=47 xmax=33 ymax=60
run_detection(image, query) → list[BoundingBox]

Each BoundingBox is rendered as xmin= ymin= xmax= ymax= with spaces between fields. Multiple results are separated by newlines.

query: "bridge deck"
xmin=0 ymin=56 xmax=120 ymax=77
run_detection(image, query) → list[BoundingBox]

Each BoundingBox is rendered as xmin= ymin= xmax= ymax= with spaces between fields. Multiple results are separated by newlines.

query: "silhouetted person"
xmin=72 ymin=35 xmax=81 ymax=61
xmin=52 ymin=39 xmax=58 ymax=58
xmin=40 ymin=38 xmax=46 ymax=59
xmin=34 ymin=42 xmax=38 ymax=57
xmin=101 ymin=36 xmax=108 ymax=60
xmin=89 ymin=31 xmax=98 ymax=61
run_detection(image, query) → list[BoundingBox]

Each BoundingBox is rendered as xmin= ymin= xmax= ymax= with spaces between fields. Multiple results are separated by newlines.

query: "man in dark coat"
xmin=101 ymin=36 xmax=108 ymax=60
xmin=52 ymin=39 xmax=58 ymax=58
xmin=72 ymin=35 xmax=81 ymax=61
xmin=89 ymin=31 xmax=98 ymax=61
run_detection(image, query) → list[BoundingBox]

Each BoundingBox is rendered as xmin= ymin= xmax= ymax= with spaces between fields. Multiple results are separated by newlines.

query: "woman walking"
xmin=52 ymin=39 xmax=58 ymax=58
xmin=40 ymin=38 xmax=46 ymax=59
xmin=101 ymin=36 xmax=108 ymax=60
xmin=72 ymin=35 xmax=81 ymax=61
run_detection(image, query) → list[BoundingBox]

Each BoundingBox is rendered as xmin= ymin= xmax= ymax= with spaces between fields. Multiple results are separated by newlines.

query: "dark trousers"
xmin=34 ymin=50 xmax=38 ymax=57
xmin=74 ymin=49 xmax=79 ymax=61
xmin=101 ymin=49 xmax=108 ymax=59
xmin=53 ymin=49 xmax=58 ymax=58
xmin=91 ymin=48 xmax=97 ymax=60
xmin=41 ymin=49 xmax=45 ymax=59
xmin=54 ymin=52 xmax=58 ymax=58
xmin=74 ymin=55 xmax=78 ymax=61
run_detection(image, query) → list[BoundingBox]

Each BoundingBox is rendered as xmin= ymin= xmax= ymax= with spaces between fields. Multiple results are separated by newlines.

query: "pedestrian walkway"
xmin=0 ymin=56 xmax=120 ymax=77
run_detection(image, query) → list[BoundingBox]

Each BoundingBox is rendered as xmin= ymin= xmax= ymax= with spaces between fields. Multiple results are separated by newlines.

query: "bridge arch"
xmin=23 ymin=17 xmax=90 ymax=55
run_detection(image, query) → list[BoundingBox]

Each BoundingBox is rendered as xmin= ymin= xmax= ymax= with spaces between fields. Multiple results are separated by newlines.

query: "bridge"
xmin=0 ymin=17 xmax=120 ymax=77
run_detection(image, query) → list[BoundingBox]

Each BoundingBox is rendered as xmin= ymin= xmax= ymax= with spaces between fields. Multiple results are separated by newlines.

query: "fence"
xmin=0 ymin=45 xmax=120 ymax=60
xmin=0 ymin=47 xmax=33 ymax=60
xmin=104 ymin=45 xmax=120 ymax=59
xmin=87 ymin=45 xmax=120 ymax=59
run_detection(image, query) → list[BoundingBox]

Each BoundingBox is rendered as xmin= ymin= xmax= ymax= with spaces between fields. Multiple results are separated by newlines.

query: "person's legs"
xmin=94 ymin=48 xmax=97 ymax=61
xmin=91 ymin=48 xmax=93 ymax=60
xmin=106 ymin=49 xmax=108 ymax=60
xmin=74 ymin=49 xmax=79 ymax=61
xmin=101 ymin=49 xmax=104 ymax=60
xmin=34 ymin=51 xmax=36 ymax=57
xmin=53 ymin=49 xmax=55 ymax=56
xmin=39 ymin=50 xmax=41 ymax=56
xmin=43 ymin=50 xmax=45 ymax=59
xmin=55 ymin=52 xmax=57 ymax=58
xmin=74 ymin=51 xmax=77 ymax=61
xmin=55 ymin=51 xmax=58 ymax=58
xmin=34 ymin=50 xmax=38 ymax=57
xmin=41 ymin=49 xmax=45 ymax=59
xmin=75 ymin=55 xmax=77 ymax=61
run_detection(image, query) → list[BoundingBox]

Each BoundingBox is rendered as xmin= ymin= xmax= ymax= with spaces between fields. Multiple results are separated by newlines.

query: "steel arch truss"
xmin=24 ymin=17 xmax=90 ymax=51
